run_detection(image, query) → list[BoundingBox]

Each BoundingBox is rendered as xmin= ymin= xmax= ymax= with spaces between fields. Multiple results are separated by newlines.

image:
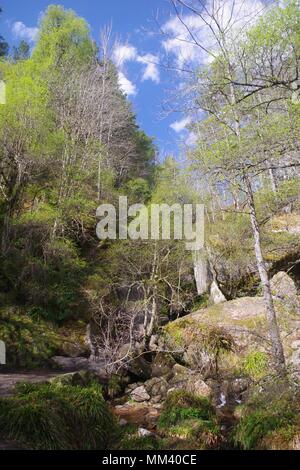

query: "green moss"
xmin=232 ymin=314 xmax=266 ymax=330
xmin=158 ymin=390 xmax=216 ymax=429
xmin=119 ymin=435 xmax=160 ymax=450
xmin=242 ymin=351 xmax=268 ymax=380
xmin=157 ymin=391 xmax=221 ymax=449
xmin=191 ymin=294 xmax=210 ymax=312
xmin=0 ymin=307 xmax=58 ymax=368
xmin=169 ymin=417 xmax=220 ymax=440
xmin=108 ymin=374 xmax=124 ymax=398
xmin=0 ymin=381 xmax=117 ymax=449
xmin=232 ymin=383 xmax=300 ymax=449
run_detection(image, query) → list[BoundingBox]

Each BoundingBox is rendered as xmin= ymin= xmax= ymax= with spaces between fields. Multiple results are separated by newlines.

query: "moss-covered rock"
xmin=55 ymin=320 xmax=89 ymax=357
xmin=151 ymin=352 xmax=176 ymax=378
xmin=163 ymin=296 xmax=300 ymax=379
xmin=48 ymin=370 xmax=98 ymax=387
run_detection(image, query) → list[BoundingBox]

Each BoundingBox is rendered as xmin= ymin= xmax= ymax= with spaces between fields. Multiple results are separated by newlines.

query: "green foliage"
xmin=32 ymin=5 xmax=97 ymax=69
xmin=0 ymin=307 xmax=58 ymax=367
xmin=233 ymin=382 xmax=300 ymax=449
xmin=158 ymin=390 xmax=216 ymax=428
xmin=13 ymin=40 xmax=30 ymax=61
xmin=191 ymin=294 xmax=210 ymax=311
xmin=0 ymin=229 xmax=87 ymax=323
xmin=0 ymin=3 xmax=157 ymax=333
xmin=119 ymin=434 xmax=160 ymax=450
xmin=124 ymin=178 xmax=151 ymax=204
xmin=242 ymin=351 xmax=268 ymax=380
xmin=158 ymin=390 xmax=221 ymax=449
xmin=107 ymin=374 xmax=124 ymax=399
xmin=0 ymin=381 xmax=116 ymax=449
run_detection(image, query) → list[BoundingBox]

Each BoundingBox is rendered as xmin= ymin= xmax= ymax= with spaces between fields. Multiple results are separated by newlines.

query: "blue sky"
xmin=0 ymin=0 xmax=193 ymax=159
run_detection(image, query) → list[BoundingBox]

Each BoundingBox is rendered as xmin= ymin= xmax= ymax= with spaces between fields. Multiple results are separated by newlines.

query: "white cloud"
xmin=11 ymin=21 xmax=38 ymax=42
xmin=186 ymin=131 xmax=197 ymax=146
xmin=118 ymin=71 xmax=137 ymax=96
xmin=137 ymin=53 xmax=160 ymax=83
xmin=162 ymin=14 xmax=206 ymax=69
xmin=112 ymin=42 xmax=138 ymax=96
xmin=170 ymin=117 xmax=191 ymax=133
xmin=112 ymin=42 xmax=161 ymax=96
xmin=162 ymin=0 xmax=266 ymax=68
xmin=112 ymin=43 xmax=137 ymax=67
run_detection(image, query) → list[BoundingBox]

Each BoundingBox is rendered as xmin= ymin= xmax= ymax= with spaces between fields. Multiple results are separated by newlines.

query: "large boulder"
xmin=48 ymin=370 xmax=98 ymax=387
xmin=151 ymin=352 xmax=176 ymax=378
xmin=163 ymin=296 xmax=300 ymax=376
xmin=270 ymin=271 xmax=298 ymax=299
xmin=50 ymin=356 xmax=89 ymax=370
xmin=56 ymin=322 xmax=90 ymax=358
xmin=270 ymin=272 xmax=299 ymax=313
xmin=144 ymin=376 xmax=169 ymax=400
xmin=117 ymin=343 xmax=152 ymax=379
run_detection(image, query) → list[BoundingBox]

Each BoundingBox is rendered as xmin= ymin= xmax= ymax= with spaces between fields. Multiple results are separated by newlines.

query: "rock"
xmin=291 ymin=340 xmax=300 ymax=367
xmin=125 ymin=382 xmax=144 ymax=393
xmin=119 ymin=419 xmax=128 ymax=426
xmin=130 ymin=385 xmax=150 ymax=402
xmin=128 ymin=383 xmax=138 ymax=389
xmin=149 ymin=335 xmax=159 ymax=351
xmin=169 ymin=364 xmax=212 ymax=398
xmin=186 ymin=375 xmax=212 ymax=398
xmin=270 ymin=271 xmax=300 ymax=313
xmin=210 ymin=280 xmax=226 ymax=304
xmin=172 ymin=363 xmax=190 ymax=376
xmin=150 ymin=395 xmax=162 ymax=404
xmin=138 ymin=428 xmax=155 ymax=437
xmin=170 ymin=364 xmax=192 ymax=385
xmin=151 ymin=352 xmax=176 ymax=378
xmin=144 ymin=377 xmax=169 ymax=398
xmin=164 ymin=296 xmax=300 ymax=376
xmin=183 ymin=347 xmax=214 ymax=374
xmin=113 ymin=402 xmax=160 ymax=428
xmin=118 ymin=343 xmax=152 ymax=379
xmin=270 ymin=271 xmax=298 ymax=299
xmin=230 ymin=378 xmax=250 ymax=395
xmin=48 ymin=370 xmax=97 ymax=387
xmin=50 ymin=356 xmax=89 ymax=370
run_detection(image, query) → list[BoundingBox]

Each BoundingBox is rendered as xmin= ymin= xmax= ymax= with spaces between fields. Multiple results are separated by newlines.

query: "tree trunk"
xmin=143 ymin=243 xmax=159 ymax=350
xmin=245 ymin=176 xmax=286 ymax=374
xmin=193 ymin=248 xmax=208 ymax=295
xmin=268 ymin=168 xmax=278 ymax=193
